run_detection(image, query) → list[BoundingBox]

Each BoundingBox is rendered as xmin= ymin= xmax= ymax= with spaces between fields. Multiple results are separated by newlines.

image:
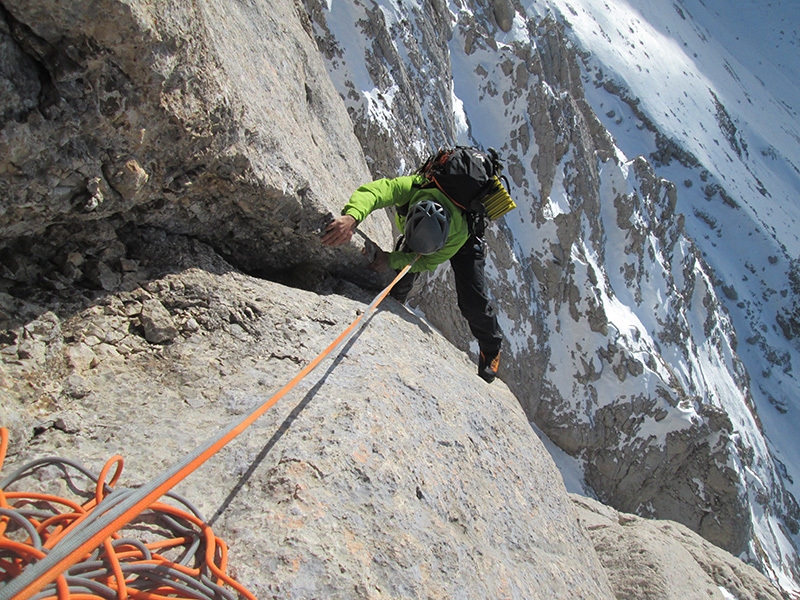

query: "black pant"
xmin=391 ymin=235 xmax=503 ymax=355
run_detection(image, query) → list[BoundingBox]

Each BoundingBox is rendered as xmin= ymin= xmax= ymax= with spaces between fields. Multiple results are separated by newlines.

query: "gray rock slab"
xmin=572 ymin=494 xmax=784 ymax=600
xmin=0 ymin=254 xmax=614 ymax=599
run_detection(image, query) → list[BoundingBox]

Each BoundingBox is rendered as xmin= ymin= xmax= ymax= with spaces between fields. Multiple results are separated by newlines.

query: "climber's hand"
xmin=321 ymin=215 xmax=358 ymax=247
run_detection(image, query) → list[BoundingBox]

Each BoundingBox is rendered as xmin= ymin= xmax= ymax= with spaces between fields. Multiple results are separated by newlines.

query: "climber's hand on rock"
xmin=321 ymin=215 xmax=357 ymax=247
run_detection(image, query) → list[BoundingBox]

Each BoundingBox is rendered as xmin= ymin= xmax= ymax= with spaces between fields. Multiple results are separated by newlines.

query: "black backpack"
xmin=414 ymin=146 xmax=516 ymax=221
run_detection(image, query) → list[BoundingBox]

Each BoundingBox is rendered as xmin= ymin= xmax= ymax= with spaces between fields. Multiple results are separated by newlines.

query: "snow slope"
xmin=539 ymin=0 xmax=800 ymax=507
xmin=537 ymin=0 xmax=800 ymax=592
xmin=539 ymin=0 xmax=800 ymax=457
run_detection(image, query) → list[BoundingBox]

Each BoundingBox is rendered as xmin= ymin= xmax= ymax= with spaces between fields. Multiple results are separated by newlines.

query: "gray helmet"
xmin=404 ymin=199 xmax=450 ymax=255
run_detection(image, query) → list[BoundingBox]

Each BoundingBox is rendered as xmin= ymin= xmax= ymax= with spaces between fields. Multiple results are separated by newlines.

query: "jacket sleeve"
xmin=341 ymin=176 xmax=419 ymax=222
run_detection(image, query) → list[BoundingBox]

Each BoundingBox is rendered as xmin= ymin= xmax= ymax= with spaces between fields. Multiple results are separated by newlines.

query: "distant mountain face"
xmin=302 ymin=0 xmax=800 ymax=593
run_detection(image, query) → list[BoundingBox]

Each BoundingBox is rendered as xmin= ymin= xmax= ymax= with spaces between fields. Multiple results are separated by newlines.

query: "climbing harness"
xmin=0 ymin=257 xmax=417 ymax=600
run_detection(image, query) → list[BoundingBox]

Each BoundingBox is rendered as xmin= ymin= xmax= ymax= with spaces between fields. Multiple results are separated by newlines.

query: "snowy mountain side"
xmin=543 ymin=0 xmax=800 ymax=483
xmin=304 ymin=0 xmax=800 ymax=594
xmin=541 ymin=0 xmax=800 ymax=590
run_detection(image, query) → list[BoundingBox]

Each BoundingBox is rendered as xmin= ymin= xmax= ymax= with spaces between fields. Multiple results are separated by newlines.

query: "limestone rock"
xmin=0 ymin=0 xmax=392 ymax=285
xmin=493 ymin=0 xmax=515 ymax=33
xmin=0 ymin=234 xmax=615 ymax=599
xmin=0 ymin=230 xmax=781 ymax=598
xmin=139 ymin=298 xmax=178 ymax=344
xmin=572 ymin=495 xmax=784 ymax=600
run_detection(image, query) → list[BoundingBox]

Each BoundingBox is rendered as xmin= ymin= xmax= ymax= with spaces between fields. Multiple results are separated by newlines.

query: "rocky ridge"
xmin=1 ymin=231 xmax=617 ymax=598
xmin=573 ymin=495 xmax=784 ymax=600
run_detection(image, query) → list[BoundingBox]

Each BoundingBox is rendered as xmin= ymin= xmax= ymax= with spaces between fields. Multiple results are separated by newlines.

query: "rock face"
xmin=572 ymin=495 xmax=785 ymax=600
xmin=0 ymin=229 xmax=782 ymax=599
xmin=1 ymin=231 xmax=616 ymax=599
xmin=0 ymin=0 xmax=792 ymax=598
xmin=0 ymin=0 xmax=393 ymax=286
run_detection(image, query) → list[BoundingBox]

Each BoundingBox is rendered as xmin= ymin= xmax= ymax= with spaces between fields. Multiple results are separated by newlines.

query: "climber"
xmin=321 ymin=175 xmax=503 ymax=383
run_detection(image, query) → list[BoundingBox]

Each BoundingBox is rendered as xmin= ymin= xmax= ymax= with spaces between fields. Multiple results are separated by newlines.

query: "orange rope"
xmin=2 ymin=260 xmax=416 ymax=599
xmin=1 ymin=449 xmax=254 ymax=600
xmin=0 ymin=427 xmax=8 ymax=540
xmin=33 ymin=455 xmax=124 ymax=553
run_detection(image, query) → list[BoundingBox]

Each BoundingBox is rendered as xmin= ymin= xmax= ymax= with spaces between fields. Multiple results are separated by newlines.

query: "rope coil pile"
xmin=0 ymin=427 xmax=256 ymax=599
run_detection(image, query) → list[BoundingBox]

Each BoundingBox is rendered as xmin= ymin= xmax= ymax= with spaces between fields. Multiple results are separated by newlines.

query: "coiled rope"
xmin=0 ymin=443 xmax=252 ymax=600
xmin=0 ymin=258 xmax=416 ymax=600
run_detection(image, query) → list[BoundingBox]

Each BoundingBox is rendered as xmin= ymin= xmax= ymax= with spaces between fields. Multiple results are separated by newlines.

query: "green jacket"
xmin=342 ymin=176 xmax=469 ymax=273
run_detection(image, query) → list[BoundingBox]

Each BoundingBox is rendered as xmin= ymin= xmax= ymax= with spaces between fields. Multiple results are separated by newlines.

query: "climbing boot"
xmin=478 ymin=350 xmax=500 ymax=383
